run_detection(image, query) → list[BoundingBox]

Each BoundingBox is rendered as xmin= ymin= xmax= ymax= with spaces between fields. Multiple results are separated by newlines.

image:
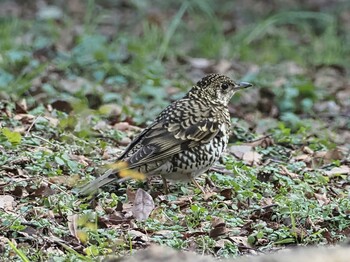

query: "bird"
xmin=79 ymin=73 xmax=252 ymax=195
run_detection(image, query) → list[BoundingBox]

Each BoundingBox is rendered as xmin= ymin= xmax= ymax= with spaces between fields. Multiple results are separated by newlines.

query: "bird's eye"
xmin=221 ymin=83 xmax=229 ymax=90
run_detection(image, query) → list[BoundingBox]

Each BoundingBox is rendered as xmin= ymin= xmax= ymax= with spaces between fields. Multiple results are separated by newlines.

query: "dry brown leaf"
xmin=99 ymin=103 xmax=122 ymax=117
xmin=107 ymin=212 xmax=126 ymax=225
xmin=114 ymin=122 xmax=142 ymax=132
xmin=211 ymin=217 xmax=225 ymax=228
xmin=187 ymin=57 xmax=214 ymax=69
xmin=49 ymin=174 xmax=80 ymax=188
xmin=119 ymin=136 xmax=132 ymax=146
xmin=302 ymin=146 xmax=314 ymax=154
xmin=294 ymin=154 xmax=312 ymax=164
xmin=15 ymin=99 xmax=28 ymax=114
xmin=220 ymin=188 xmax=232 ymax=200
xmin=13 ymin=113 xmax=35 ymax=124
xmin=126 ymin=187 xmax=136 ymax=203
xmin=325 ymin=165 xmax=350 ymax=177
xmin=29 ymin=183 xmax=55 ymax=197
xmin=132 ymin=188 xmax=155 ymax=221
xmin=314 ymin=148 xmax=344 ymax=165
xmin=314 ymin=193 xmax=330 ymax=206
xmin=209 ymin=226 xmax=227 ymax=239
xmin=323 ymin=148 xmax=344 ymax=161
xmin=209 ymin=217 xmax=227 ymax=239
xmin=51 ymin=100 xmax=73 ymax=113
xmin=260 ymin=197 xmax=274 ymax=206
xmin=280 ymin=165 xmax=299 ymax=179
xmin=92 ymin=121 xmax=109 ymax=131
xmin=230 ymin=145 xmax=252 ymax=159
xmin=203 ymin=191 xmax=217 ymax=200
xmin=69 ymin=154 xmax=90 ymax=166
xmin=227 ymin=236 xmax=251 ymax=248
xmin=44 ymin=116 xmax=59 ymax=127
xmin=128 ymin=229 xmax=150 ymax=242
xmin=123 ymin=202 xmax=134 ymax=213
xmin=245 ymin=136 xmax=274 ymax=148
xmin=242 ymin=151 xmax=262 ymax=166
xmin=215 ymin=239 xmax=232 ymax=249
xmin=67 ymin=214 xmax=79 ymax=239
xmin=230 ymin=145 xmax=262 ymax=165
xmin=0 ymin=195 xmax=16 ymax=211
xmin=153 ymin=230 xmax=174 ymax=239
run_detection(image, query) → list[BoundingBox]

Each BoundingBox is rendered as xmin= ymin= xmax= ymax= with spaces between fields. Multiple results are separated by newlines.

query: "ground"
xmin=0 ymin=0 xmax=349 ymax=261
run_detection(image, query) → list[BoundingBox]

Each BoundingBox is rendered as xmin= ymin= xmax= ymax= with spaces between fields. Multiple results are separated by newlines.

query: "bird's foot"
xmin=191 ymin=178 xmax=206 ymax=194
xmin=162 ymin=177 xmax=169 ymax=194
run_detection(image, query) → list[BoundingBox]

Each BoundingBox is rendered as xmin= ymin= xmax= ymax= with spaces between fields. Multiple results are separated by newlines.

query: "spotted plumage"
xmin=79 ymin=74 xmax=252 ymax=195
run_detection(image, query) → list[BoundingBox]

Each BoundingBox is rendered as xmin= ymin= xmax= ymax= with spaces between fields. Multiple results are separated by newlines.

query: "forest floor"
xmin=0 ymin=0 xmax=349 ymax=261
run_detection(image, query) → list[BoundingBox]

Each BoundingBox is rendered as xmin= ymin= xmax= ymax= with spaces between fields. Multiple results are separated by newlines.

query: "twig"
xmin=25 ymin=114 xmax=42 ymax=137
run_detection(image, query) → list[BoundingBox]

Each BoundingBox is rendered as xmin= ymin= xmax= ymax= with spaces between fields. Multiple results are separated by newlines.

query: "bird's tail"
xmin=77 ymin=169 xmax=127 ymax=196
xmin=77 ymin=162 xmax=145 ymax=196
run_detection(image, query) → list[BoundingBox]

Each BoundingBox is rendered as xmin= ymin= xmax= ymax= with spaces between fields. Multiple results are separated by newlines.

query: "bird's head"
xmin=187 ymin=73 xmax=252 ymax=106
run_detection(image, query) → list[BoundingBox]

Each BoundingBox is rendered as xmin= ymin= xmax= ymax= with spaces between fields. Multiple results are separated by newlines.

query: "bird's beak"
xmin=237 ymin=82 xmax=252 ymax=89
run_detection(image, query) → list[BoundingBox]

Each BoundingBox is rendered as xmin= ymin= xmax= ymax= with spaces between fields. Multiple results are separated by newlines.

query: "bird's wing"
xmin=117 ymin=99 xmax=225 ymax=169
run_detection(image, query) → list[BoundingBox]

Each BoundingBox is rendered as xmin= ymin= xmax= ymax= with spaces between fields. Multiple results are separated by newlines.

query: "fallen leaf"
xmin=153 ymin=230 xmax=174 ymax=239
xmin=230 ymin=145 xmax=252 ymax=159
xmin=209 ymin=226 xmax=227 ymax=239
xmin=203 ymin=191 xmax=217 ymax=200
xmin=211 ymin=217 xmax=225 ymax=228
xmin=215 ymin=238 xmax=232 ymax=249
xmin=302 ymin=146 xmax=314 ymax=154
xmin=15 ymin=99 xmax=28 ymax=113
xmin=29 ymin=183 xmax=55 ymax=197
xmin=51 ymin=100 xmax=73 ymax=113
xmin=209 ymin=217 xmax=227 ymax=239
xmin=314 ymin=148 xmax=344 ymax=165
xmin=294 ymin=154 xmax=312 ymax=165
xmin=0 ymin=195 xmax=16 ymax=211
xmin=126 ymin=187 xmax=136 ymax=203
xmin=229 ymin=145 xmax=262 ymax=165
xmin=220 ymin=188 xmax=232 ymax=200
xmin=242 ymin=151 xmax=262 ymax=166
xmin=67 ymin=214 xmax=79 ymax=239
xmin=114 ymin=122 xmax=142 ymax=132
xmin=128 ymin=229 xmax=150 ymax=242
xmin=187 ymin=57 xmax=214 ymax=69
xmin=280 ymin=165 xmax=299 ymax=179
xmin=49 ymin=174 xmax=79 ymax=187
xmin=260 ymin=197 xmax=274 ymax=206
xmin=314 ymin=193 xmax=330 ymax=206
xmin=227 ymin=236 xmax=251 ymax=248
xmin=99 ymin=104 xmax=122 ymax=117
xmin=171 ymin=196 xmax=193 ymax=209
xmin=107 ymin=212 xmax=127 ymax=225
xmin=132 ymin=188 xmax=155 ymax=221
xmin=325 ymin=165 xmax=350 ymax=177
xmin=245 ymin=136 xmax=274 ymax=148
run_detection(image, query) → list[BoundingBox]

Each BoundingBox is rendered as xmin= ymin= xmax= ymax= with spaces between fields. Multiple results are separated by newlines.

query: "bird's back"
xmin=117 ymin=96 xmax=231 ymax=179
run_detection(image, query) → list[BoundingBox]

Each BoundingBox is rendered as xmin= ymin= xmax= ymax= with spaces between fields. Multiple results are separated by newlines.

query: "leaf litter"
xmin=0 ymin=0 xmax=350 ymax=260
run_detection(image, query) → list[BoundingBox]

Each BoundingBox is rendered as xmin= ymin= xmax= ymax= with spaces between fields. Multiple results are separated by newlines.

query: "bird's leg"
xmin=162 ymin=177 xmax=169 ymax=194
xmin=191 ymin=178 xmax=206 ymax=194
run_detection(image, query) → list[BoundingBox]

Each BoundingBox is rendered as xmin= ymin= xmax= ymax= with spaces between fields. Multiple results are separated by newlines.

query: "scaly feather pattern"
xmin=79 ymin=74 xmax=252 ymax=195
